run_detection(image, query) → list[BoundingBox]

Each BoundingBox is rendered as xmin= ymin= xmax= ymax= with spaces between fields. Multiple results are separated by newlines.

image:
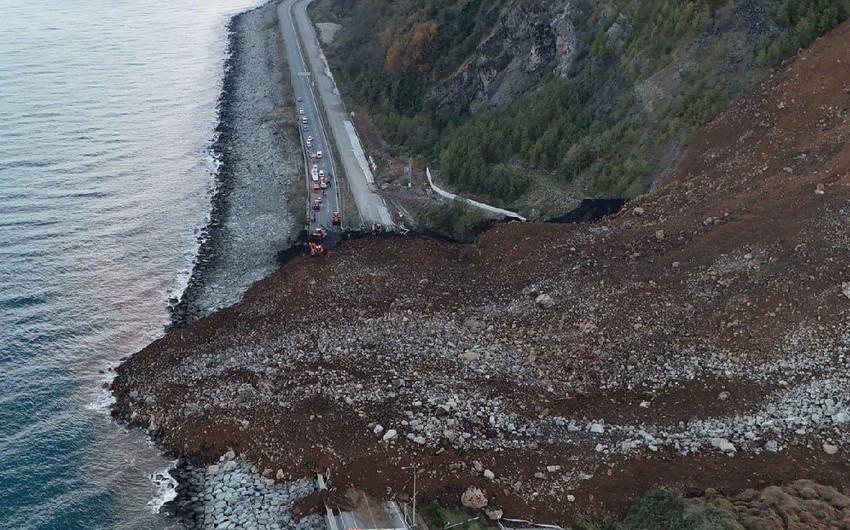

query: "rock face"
xmin=429 ymin=1 xmax=556 ymax=114
xmin=461 ymin=486 xmax=488 ymax=509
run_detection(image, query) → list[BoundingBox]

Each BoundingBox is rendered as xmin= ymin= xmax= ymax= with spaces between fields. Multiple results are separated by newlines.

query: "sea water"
xmin=0 ymin=0 xmax=260 ymax=527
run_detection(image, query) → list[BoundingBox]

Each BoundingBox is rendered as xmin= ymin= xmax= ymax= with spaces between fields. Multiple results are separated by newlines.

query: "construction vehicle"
xmin=308 ymin=241 xmax=324 ymax=256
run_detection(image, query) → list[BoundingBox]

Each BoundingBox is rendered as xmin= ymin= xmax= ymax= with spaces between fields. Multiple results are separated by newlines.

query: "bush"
xmin=424 ymin=198 xmax=485 ymax=242
xmin=605 ymin=488 xmax=742 ymax=530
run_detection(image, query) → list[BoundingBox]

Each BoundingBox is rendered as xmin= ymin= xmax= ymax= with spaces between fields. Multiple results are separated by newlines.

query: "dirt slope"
xmin=113 ymin=22 xmax=850 ymax=524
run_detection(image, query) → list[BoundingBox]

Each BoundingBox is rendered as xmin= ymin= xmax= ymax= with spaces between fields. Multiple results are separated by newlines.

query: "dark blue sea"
xmin=0 ymin=0 xmax=259 ymax=527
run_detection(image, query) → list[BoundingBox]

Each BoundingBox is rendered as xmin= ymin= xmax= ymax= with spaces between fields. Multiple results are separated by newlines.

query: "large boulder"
xmin=461 ymin=486 xmax=488 ymax=509
xmin=535 ymin=293 xmax=554 ymax=309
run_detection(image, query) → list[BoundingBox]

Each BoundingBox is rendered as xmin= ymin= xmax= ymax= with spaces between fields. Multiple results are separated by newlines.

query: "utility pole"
xmin=402 ymin=464 xmax=417 ymax=530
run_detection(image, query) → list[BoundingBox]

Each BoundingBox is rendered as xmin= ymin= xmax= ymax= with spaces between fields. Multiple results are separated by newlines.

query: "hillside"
xmin=113 ymin=19 xmax=850 ymax=526
xmin=311 ymin=0 xmax=850 ymax=217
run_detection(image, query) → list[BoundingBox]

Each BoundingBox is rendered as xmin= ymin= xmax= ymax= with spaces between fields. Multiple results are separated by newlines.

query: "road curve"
xmin=279 ymin=0 xmax=396 ymax=229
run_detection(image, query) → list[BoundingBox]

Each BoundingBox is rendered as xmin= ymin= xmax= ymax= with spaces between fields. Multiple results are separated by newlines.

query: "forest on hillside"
xmin=314 ymin=0 xmax=850 ymax=209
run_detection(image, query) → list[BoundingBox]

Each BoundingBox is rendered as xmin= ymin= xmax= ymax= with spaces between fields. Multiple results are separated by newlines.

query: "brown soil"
xmin=113 ymin=22 xmax=850 ymax=526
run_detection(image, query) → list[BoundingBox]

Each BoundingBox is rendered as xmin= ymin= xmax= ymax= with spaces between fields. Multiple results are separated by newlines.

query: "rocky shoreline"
xmin=169 ymin=0 xmax=303 ymax=328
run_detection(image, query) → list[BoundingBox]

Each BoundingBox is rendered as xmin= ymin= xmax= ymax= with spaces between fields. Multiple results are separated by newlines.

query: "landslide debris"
xmin=113 ymin=21 xmax=850 ymax=524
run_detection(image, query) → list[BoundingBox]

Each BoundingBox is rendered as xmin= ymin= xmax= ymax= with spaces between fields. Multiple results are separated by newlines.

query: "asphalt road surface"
xmin=277 ymin=0 xmax=342 ymax=240
xmin=279 ymin=0 xmax=396 ymax=230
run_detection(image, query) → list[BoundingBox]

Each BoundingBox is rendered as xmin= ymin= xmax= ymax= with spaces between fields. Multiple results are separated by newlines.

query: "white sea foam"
xmin=85 ymin=364 xmax=117 ymax=414
xmin=148 ymin=461 xmax=179 ymax=514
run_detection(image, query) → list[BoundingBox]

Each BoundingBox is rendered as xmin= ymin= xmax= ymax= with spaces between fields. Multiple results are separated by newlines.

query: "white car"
xmin=316 ymin=150 xmax=322 ymax=159
xmin=318 ymin=170 xmax=325 ymax=178
xmin=299 ymin=109 xmax=305 ymax=115
xmin=301 ymin=117 xmax=307 ymax=124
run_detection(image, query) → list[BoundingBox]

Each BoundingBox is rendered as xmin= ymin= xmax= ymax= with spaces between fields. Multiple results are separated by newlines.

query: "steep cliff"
xmin=312 ymin=0 xmax=850 ymax=215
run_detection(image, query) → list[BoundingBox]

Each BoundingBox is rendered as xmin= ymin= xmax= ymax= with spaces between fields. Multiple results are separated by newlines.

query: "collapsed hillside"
xmin=311 ymin=0 xmax=850 ymax=216
xmin=113 ymin=20 xmax=850 ymax=525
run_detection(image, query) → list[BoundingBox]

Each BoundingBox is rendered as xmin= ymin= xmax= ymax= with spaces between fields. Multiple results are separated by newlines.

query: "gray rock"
xmin=382 ymin=429 xmax=398 ymax=442
xmin=535 ymin=293 xmax=554 ymax=309
xmin=460 ymin=485 xmax=488 ymax=509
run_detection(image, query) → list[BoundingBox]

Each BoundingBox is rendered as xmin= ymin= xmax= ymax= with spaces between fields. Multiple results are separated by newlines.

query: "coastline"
xmin=169 ymin=0 xmax=304 ymax=328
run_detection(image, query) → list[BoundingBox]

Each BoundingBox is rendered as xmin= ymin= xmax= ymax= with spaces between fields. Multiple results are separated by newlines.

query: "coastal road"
xmin=276 ymin=0 xmax=341 ymax=238
xmin=278 ymin=0 xmax=396 ymax=230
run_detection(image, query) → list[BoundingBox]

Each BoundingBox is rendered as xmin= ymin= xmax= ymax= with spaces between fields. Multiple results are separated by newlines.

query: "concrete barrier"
xmin=426 ymin=168 xmax=526 ymax=221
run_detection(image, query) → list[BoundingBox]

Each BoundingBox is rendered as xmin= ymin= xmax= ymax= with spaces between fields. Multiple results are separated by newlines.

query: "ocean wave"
xmin=148 ymin=462 xmax=179 ymax=514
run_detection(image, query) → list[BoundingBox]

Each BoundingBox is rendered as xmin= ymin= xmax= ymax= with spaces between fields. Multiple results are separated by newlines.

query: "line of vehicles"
xmin=299 ymin=97 xmax=341 ymax=257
